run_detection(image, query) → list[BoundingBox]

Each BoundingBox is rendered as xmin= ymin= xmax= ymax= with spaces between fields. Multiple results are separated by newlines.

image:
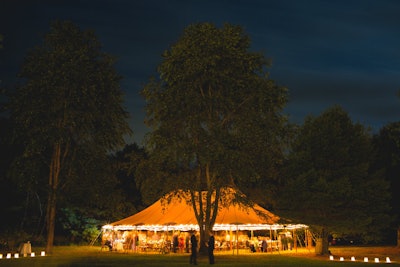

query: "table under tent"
xmin=102 ymin=189 xmax=309 ymax=253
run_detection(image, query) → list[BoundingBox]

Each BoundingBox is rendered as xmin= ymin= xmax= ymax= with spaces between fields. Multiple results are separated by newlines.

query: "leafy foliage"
xmin=278 ymin=106 xmax=391 ymax=244
xmin=8 ymin=20 xmax=132 ymax=252
xmin=142 ymin=23 xmax=288 ymax=193
xmin=142 ymin=22 xmax=288 ymax=250
xmin=59 ymin=208 xmax=101 ymax=244
xmin=12 ymin=21 xmax=131 ymax=151
xmin=371 ymin=122 xmax=400 ymax=243
xmin=111 ymin=143 xmax=147 ymax=210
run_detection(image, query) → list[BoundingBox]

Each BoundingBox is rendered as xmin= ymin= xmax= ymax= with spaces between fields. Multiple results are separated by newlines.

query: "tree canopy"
xmin=278 ymin=106 xmax=391 ymax=251
xmin=142 ymin=22 xmax=288 ymax=250
xmin=371 ymin=122 xmax=400 ymax=243
xmin=9 ymin=20 xmax=132 ymax=253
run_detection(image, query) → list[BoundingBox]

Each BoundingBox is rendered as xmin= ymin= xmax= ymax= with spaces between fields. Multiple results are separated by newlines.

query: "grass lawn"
xmin=0 ymin=245 xmax=399 ymax=266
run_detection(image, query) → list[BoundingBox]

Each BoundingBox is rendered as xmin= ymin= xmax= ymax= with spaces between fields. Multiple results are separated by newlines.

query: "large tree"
xmin=371 ymin=122 xmax=400 ymax=245
xmin=9 ymin=21 xmax=131 ymax=253
xmin=278 ymin=106 xmax=391 ymax=254
xmin=142 ymin=23 xmax=288 ymax=250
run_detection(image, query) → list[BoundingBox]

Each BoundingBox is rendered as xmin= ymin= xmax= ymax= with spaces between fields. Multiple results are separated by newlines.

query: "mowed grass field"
xmin=0 ymin=245 xmax=399 ymax=266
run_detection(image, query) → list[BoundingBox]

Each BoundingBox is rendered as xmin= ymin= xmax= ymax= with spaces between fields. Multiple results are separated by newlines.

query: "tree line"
xmin=0 ymin=21 xmax=399 ymax=255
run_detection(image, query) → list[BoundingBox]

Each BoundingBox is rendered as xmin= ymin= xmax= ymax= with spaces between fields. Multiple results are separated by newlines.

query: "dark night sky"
xmin=1 ymin=0 xmax=400 ymax=144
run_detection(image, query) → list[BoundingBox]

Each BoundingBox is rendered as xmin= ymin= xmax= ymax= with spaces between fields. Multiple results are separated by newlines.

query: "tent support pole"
xmin=236 ymin=225 xmax=239 ymax=255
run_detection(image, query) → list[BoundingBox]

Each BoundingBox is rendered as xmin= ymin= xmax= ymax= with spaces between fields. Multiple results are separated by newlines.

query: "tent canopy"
xmin=103 ymin=189 xmax=306 ymax=231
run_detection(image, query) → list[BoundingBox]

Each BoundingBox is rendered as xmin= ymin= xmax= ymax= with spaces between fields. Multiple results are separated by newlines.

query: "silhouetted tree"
xmin=142 ymin=22 xmax=288 ymax=251
xmin=9 ymin=21 xmax=131 ymax=253
xmin=371 ymin=122 xmax=400 ymax=244
xmin=112 ymin=143 xmax=147 ymax=212
xmin=278 ymin=106 xmax=391 ymax=254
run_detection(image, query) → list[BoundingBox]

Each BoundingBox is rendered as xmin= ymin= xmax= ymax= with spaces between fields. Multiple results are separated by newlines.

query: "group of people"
xmin=189 ymin=231 xmax=215 ymax=265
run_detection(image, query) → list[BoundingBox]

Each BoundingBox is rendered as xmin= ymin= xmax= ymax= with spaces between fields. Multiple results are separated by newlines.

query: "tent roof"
xmin=104 ymin=189 xmax=307 ymax=231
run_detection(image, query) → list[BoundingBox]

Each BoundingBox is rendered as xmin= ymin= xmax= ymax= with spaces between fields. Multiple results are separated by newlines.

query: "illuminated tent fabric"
xmin=109 ymin=197 xmax=199 ymax=228
xmin=103 ymin=189 xmax=305 ymax=231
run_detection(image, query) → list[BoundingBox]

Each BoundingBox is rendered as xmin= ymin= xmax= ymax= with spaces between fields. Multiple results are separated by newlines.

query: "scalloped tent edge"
xmin=103 ymin=189 xmax=307 ymax=232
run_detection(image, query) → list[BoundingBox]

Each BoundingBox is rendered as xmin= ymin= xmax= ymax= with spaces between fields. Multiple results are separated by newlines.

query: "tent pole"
xmin=293 ymin=229 xmax=297 ymax=252
xmin=269 ymin=227 xmax=272 ymax=253
xmin=236 ymin=225 xmax=239 ymax=255
xmin=230 ymin=227 xmax=234 ymax=255
xmin=90 ymin=228 xmax=103 ymax=246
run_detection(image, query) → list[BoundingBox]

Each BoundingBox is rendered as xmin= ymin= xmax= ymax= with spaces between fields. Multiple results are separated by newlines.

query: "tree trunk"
xmin=315 ymin=228 xmax=329 ymax=255
xmin=195 ymin=194 xmax=213 ymax=254
xmin=306 ymin=229 xmax=313 ymax=249
xmin=397 ymin=226 xmax=400 ymax=248
xmin=190 ymin=184 xmax=219 ymax=254
xmin=45 ymin=144 xmax=64 ymax=254
xmin=198 ymin=225 xmax=208 ymax=254
xmin=45 ymin=189 xmax=57 ymax=254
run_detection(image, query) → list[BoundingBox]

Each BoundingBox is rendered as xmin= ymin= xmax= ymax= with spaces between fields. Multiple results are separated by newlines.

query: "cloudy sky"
xmin=1 ymin=0 xmax=399 ymax=144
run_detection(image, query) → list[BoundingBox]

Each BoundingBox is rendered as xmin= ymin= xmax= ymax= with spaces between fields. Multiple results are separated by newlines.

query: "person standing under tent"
xmin=261 ymin=238 xmax=267 ymax=252
xmin=185 ymin=233 xmax=190 ymax=253
xmin=207 ymin=233 xmax=215 ymax=264
xmin=173 ymin=234 xmax=179 ymax=253
xmin=189 ymin=231 xmax=198 ymax=265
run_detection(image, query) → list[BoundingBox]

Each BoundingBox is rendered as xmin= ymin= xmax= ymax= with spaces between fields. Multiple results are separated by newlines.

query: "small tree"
xmin=9 ymin=21 xmax=131 ymax=253
xmin=142 ymin=22 xmax=288 ymax=251
xmin=278 ymin=106 xmax=391 ymax=254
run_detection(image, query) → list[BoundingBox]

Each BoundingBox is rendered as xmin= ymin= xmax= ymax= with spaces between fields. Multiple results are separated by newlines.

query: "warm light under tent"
xmin=103 ymin=223 xmax=308 ymax=232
